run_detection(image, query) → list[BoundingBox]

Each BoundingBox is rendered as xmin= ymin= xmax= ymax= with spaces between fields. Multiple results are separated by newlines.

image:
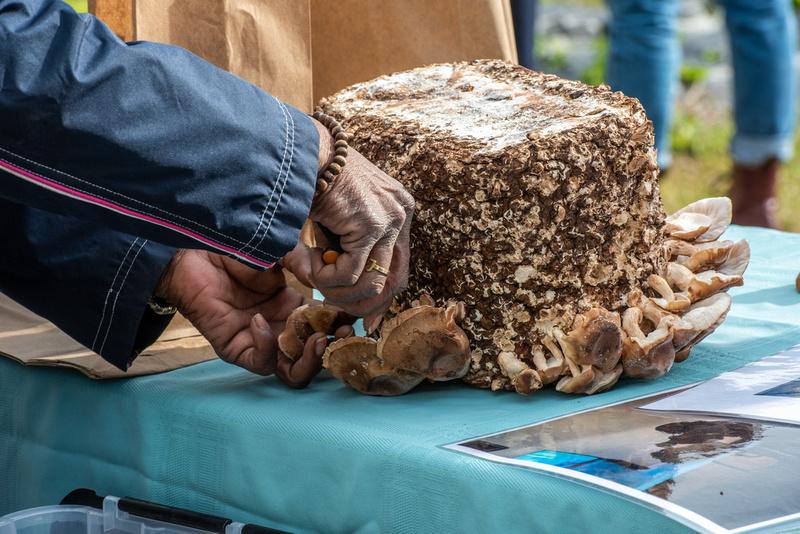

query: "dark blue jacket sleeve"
xmin=0 ymin=0 xmax=320 ymax=369
xmin=0 ymin=0 xmax=319 ymax=270
xmin=0 ymin=199 xmax=177 ymax=370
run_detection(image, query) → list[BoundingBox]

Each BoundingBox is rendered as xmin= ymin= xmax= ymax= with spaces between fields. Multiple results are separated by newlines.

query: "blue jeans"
xmin=606 ymin=0 xmax=797 ymax=169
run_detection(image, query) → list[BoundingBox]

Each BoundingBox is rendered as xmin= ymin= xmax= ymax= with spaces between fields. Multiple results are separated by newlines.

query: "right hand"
xmin=283 ymin=119 xmax=415 ymax=329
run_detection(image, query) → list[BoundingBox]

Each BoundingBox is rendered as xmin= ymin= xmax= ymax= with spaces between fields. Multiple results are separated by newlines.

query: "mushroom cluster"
xmin=279 ymin=297 xmax=470 ymax=396
xmin=288 ymin=59 xmax=750 ymax=396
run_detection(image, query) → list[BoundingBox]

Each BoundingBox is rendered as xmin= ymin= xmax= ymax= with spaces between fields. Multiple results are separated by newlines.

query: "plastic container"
xmin=0 ymin=490 xmax=286 ymax=534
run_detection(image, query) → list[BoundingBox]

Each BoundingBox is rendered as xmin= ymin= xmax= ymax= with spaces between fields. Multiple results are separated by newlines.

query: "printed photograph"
xmin=757 ymin=378 xmax=800 ymax=398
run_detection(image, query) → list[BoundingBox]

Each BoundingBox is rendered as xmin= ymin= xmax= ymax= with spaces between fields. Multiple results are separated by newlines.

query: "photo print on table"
xmin=757 ymin=378 xmax=800 ymax=398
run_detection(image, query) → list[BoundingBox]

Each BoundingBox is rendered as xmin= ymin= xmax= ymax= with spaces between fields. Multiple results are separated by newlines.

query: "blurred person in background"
xmin=606 ymin=0 xmax=796 ymax=228
xmin=512 ymin=0 xmax=538 ymax=70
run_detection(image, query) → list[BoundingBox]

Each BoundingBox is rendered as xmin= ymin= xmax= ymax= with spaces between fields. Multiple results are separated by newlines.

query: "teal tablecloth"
xmin=2 ymin=226 xmax=799 ymax=533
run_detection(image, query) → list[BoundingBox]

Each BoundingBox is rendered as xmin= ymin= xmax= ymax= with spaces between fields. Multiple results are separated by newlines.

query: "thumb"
xmin=237 ymin=313 xmax=279 ymax=376
xmin=282 ymin=242 xmax=317 ymax=289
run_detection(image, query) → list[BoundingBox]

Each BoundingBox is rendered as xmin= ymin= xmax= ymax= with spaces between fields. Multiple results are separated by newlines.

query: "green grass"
xmin=541 ymin=0 xmax=603 ymax=6
xmin=64 ymin=0 xmax=87 ymax=13
xmin=580 ymin=35 xmax=608 ymax=86
xmin=661 ymin=116 xmax=800 ymax=232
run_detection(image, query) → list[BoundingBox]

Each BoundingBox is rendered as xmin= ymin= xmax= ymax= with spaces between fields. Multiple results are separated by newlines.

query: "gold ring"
xmin=365 ymin=259 xmax=390 ymax=276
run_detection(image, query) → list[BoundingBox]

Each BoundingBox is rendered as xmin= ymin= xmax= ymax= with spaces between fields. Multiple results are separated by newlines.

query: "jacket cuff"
xmin=91 ymin=238 xmax=177 ymax=370
xmin=244 ymin=105 xmax=319 ymax=264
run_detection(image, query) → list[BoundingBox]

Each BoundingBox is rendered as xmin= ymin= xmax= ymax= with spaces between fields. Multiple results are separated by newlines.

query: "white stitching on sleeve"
xmin=97 ymin=239 xmax=148 ymax=355
xmin=0 ymin=146 xmax=256 ymax=248
xmin=0 ymin=155 xmax=280 ymax=262
xmin=91 ymin=237 xmax=140 ymax=351
xmin=247 ymin=101 xmax=296 ymax=254
xmin=238 ymin=95 xmax=290 ymax=252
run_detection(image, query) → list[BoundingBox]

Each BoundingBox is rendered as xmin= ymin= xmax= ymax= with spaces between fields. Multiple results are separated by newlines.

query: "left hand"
xmin=155 ymin=249 xmax=353 ymax=386
xmin=282 ymin=120 xmax=415 ymax=329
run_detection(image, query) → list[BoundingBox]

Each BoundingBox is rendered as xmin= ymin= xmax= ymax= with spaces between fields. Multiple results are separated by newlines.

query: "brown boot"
xmin=729 ymin=158 xmax=780 ymax=229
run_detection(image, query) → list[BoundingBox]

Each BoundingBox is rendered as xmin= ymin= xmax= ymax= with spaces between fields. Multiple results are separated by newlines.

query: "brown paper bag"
xmin=135 ymin=0 xmax=314 ymax=111
xmin=133 ymin=0 xmax=516 ymax=111
xmin=0 ymin=293 xmax=216 ymax=379
xmin=310 ymin=0 xmax=517 ymax=102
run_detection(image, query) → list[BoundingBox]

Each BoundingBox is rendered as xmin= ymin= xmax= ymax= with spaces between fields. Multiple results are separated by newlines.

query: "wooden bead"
xmin=322 ymin=249 xmax=340 ymax=265
xmin=310 ymin=110 xmax=349 ymax=196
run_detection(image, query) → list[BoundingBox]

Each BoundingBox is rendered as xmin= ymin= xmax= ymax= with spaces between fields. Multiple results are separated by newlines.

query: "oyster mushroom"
xmin=536 ymin=338 xmax=567 ymax=384
xmin=620 ymin=307 xmax=676 ymax=379
xmin=323 ymin=300 xmax=471 ymax=396
xmin=377 ymin=302 xmax=471 ymax=381
xmin=664 ymin=212 xmax=713 ymax=241
xmin=671 ymin=292 xmax=732 ymax=361
xmin=665 ymin=261 xmax=744 ymax=303
xmin=554 ymin=308 xmax=623 ymax=372
xmin=665 ymin=197 xmax=732 ymax=243
xmin=278 ymin=304 xmax=345 ymax=361
xmin=556 ymin=364 xmax=623 ymax=395
xmin=323 ymin=337 xmax=425 ymax=396
xmin=648 ymin=274 xmax=691 ymax=312
xmin=678 ymin=240 xmax=750 ymax=276
xmin=549 ymin=308 xmax=624 ymax=395
xmin=497 ymin=351 xmax=543 ymax=394
xmin=318 ymin=61 xmax=750 ymax=397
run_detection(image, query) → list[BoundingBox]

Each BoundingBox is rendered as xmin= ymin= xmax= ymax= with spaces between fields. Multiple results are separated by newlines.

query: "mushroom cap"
xmin=278 ymin=304 xmax=349 ymax=361
xmin=718 ymin=240 xmax=750 ymax=276
xmin=680 ymin=240 xmax=733 ymax=272
xmin=533 ymin=342 xmax=566 ymax=385
xmin=277 ymin=304 xmax=318 ymax=360
xmin=377 ymin=304 xmax=471 ymax=381
xmin=555 ymin=364 xmax=623 ymax=395
xmin=324 ymin=337 xmax=425 ymax=396
xmin=664 ymin=212 xmax=713 ymax=241
xmin=648 ymin=273 xmax=692 ymax=312
xmin=557 ymin=308 xmax=623 ymax=372
xmin=555 ymin=366 xmax=595 ymax=394
xmin=621 ymin=315 xmax=676 ymax=379
xmin=679 ymin=239 xmax=749 ymax=278
xmin=687 ymin=270 xmax=743 ymax=302
xmin=672 ymin=292 xmax=732 ymax=353
xmin=665 ymin=197 xmax=732 ymax=243
xmin=584 ymin=365 xmax=624 ymax=395
xmin=498 ymin=351 xmax=544 ymax=394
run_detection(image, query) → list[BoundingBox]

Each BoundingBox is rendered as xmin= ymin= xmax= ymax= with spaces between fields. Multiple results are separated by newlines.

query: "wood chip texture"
xmin=319 ymin=60 xmax=666 ymax=391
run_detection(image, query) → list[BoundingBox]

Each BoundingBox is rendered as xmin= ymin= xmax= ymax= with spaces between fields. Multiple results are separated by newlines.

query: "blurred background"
xmin=530 ymin=0 xmax=800 ymax=229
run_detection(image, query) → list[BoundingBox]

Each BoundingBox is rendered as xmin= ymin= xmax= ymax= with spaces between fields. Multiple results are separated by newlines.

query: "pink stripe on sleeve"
xmin=0 ymin=158 xmax=275 ymax=269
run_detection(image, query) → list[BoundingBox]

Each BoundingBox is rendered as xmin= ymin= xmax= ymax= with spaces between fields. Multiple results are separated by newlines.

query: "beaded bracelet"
xmin=312 ymin=110 xmax=349 ymax=195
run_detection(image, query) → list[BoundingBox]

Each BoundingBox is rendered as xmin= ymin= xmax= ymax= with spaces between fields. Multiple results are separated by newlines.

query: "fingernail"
xmin=253 ymin=313 xmax=268 ymax=331
xmin=315 ymin=337 xmax=327 ymax=356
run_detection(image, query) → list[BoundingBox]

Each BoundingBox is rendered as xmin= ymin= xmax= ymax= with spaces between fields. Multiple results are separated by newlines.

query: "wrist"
xmin=154 ymin=249 xmax=185 ymax=304
xmin=313 ymin=118 xmax=334 ymax=174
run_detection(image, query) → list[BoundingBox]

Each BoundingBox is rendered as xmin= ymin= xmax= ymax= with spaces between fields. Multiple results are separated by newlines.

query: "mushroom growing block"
xmin=318 ymin=60 xmax=747 ymax=395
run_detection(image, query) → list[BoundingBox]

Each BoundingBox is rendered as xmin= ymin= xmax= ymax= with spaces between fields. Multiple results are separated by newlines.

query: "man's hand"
xmin=155 ymin=249 xmax=353 ymax=386
xmin=283 ymin=120 xmax=415 ymax=330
